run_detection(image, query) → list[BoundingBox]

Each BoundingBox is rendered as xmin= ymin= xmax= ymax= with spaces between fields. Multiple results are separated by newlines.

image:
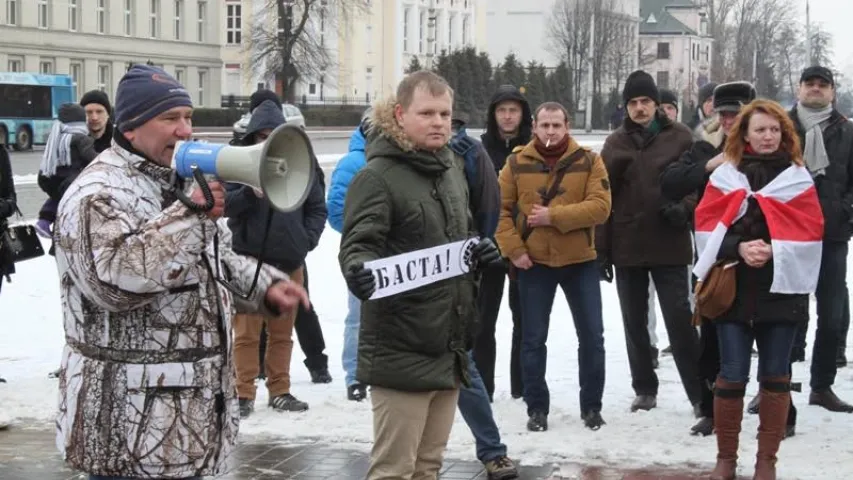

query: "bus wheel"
xmin=13 ymin=126 xmax=32 ymax=151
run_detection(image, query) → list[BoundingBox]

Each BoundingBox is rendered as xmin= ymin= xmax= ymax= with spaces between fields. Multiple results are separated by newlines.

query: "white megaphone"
xmin=170 ymin=123 xmax=315 ymax=212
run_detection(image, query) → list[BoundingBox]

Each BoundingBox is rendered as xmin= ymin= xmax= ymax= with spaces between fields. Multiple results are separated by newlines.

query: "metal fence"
xmin=220 ymin=94 xmax=371 ymax=109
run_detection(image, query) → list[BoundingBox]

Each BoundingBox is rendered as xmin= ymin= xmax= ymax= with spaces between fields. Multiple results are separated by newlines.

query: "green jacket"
xmin=338 ymin=100 xmax=477 ymax=392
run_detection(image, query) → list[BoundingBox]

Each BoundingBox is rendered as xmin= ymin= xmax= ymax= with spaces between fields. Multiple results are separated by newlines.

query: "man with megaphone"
xmin=224 ymin=98 xmax=327 ymax=418
xmin=52 ymin=64 xmax=309 ymax=480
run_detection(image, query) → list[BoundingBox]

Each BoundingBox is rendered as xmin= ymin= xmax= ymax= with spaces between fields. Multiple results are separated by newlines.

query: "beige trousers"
xmin=366 ymin=386 xmax=460 ymax=480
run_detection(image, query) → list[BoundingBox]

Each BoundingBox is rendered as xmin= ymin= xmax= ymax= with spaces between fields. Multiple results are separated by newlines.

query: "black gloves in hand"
xmin=597 ymin=254 xmax=613 ymax=283
xmin=471 ymin=238 xmax=502 ymax=270
xmin=345 ymin=264 xmax=376 ymax=301
xmin=659 ymin=202 xmax=691 ymax=230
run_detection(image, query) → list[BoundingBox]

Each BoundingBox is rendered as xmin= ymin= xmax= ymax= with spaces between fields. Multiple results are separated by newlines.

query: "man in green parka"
xmin=338 ymin=70 xmax=501 ymax=479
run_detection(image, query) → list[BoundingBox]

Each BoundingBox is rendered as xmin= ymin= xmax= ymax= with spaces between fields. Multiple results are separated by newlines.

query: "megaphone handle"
xmin=173 ymin=167 xmax=215 ymax=212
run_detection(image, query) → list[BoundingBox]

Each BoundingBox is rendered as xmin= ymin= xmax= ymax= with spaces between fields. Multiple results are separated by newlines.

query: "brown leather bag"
xmin=692 ymin=260 xmax=738 ymax=325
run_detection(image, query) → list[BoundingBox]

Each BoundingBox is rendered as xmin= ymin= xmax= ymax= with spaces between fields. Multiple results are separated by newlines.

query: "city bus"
xmin=0 ymin=72 xmax=76 ymax=151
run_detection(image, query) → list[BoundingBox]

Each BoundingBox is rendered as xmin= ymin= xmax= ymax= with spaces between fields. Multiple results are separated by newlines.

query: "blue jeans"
xmin=89 ymin=476 xmax=201 ymax=480
xmin=717 ymin=322 xmax=798 ymax=383
xmin=457 ymin=351 xmax=507 ymax=463
xmin=342 ymin=289 xmax=361 ymax=387
xmin=517 ymin=261 xmax=605 ymax=415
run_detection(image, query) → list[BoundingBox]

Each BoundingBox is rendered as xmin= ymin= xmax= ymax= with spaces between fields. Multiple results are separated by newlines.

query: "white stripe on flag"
xmin=692 ymin=222 xmax=729 ymax=281
xmin=770 ymin=240 xmax=822 ymax=293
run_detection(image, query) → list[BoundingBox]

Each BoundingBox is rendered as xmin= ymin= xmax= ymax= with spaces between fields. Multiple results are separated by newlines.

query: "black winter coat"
xmin=712 ymin=154 xmax=809 ymax=325
xmin=0 ymin=147 xmax=18 ymax=281
xmin=37 ymin=133 xmax=98 ymax=202
xmin=789 ymin=109 xmax=853 ymax=243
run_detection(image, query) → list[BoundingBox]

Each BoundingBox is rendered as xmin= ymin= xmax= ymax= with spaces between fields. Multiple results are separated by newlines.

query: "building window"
xmin=98 ymin=63 xmax=111 ymax=93
xmin=149 ymin=0 xmax=159 ymax=38
xmin=656 ymin=71 xmax=670 ymax=89
xmin=366 ymin=24 xmax=372 ymax=54
xmin=197 ymin=69 xmax=207 ymax=106
xmin=5 ymin=0 xmax=17 ymax=26
xmin=70 ymin=62 xmax=83 ymax=90
xmin=97 ymin=0 xmax=107 ymax=34
xmin=37 ymin=0 xmax=49 ymax=28
xmin=39 ymin=59 xmax=54 ymax=74
xmin=124 ymin=0 xmax=133 ymax=35
xmin=68 ymin=0 xmax=78 ymax=31
xmin=403 ymin=7 xmax=410 ymax=53
xmin=7 ymin=57 xmax=22 ymax=72
xmin=419 ymin=10 xmax=426 ymax=53
xmin=197 ymin=1 xmax=207 ymax=42
xmin=462 ymin=15 xmax=469 ymax=45
xmin=226 ymin=2 xmax=242 ymax=44
xmin=656 ymin=42 xmax=670 ymax=59
xmin=448 ymin=14 xmax=454 ymax=47
xmin=174 ymin=0 xmax=182 ymax=40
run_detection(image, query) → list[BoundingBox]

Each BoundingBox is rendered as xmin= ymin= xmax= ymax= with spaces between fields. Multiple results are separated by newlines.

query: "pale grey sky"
xmin=802 ymin=0 xmax=853 ymax=77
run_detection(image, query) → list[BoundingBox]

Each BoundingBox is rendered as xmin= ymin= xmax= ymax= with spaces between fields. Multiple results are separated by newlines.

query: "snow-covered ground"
xmin=2 ymin=143 xmax=850 ymax=480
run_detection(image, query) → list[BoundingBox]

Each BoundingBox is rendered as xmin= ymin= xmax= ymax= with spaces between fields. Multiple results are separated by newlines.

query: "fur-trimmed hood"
xmin=364 ymin=96 xmax=453 ymax=175
xmin=699 ymin=116 xmax=726 ymax=148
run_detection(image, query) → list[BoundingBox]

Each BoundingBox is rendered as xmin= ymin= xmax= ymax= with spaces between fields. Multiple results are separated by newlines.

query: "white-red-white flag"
xmin=693 ymin=161 xmax=824 ymax=294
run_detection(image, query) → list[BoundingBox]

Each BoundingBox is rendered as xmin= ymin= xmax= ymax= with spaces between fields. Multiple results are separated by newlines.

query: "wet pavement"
xmin=0 ymin=426 xmax=748 ymax=480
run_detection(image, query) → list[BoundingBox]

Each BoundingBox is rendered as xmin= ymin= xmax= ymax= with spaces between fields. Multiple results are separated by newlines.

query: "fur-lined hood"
xmin=364 ymin=96 xmax=453 ymax=174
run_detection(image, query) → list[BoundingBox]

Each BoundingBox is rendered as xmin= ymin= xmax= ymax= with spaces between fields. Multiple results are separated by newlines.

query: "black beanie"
xmin=660 ymin=89 xmax=678 ymax=110
xmin=698 ymin=82 xmax=718 ymax=106
xmin=250 ymin=89 xmax=282 ymax=112
xmin=622 ymin=70 xmax=660 ymax=105
xmin=58 ymin=103 xmax=86 ymax=123
xmin=80 ymin=89 xmax=112 ymax=114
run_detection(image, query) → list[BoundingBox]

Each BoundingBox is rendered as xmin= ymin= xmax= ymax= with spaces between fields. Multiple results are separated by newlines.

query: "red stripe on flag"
xmin=756 ymin=185 xmax=824 ymax=242
xmin=694 ymin=186 xmax=748 ymax=232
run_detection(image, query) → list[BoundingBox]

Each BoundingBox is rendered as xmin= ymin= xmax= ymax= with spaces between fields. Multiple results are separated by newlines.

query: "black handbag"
xmin=1 ymin=207 xmax=45 ymax=263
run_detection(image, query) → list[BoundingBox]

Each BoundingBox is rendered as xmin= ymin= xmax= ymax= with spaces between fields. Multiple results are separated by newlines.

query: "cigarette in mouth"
xmin=546 ymin=138 xmax=551 ymax=147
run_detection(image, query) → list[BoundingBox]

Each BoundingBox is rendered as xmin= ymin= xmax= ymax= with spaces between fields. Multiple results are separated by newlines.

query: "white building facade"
xmin=0 ymin=0 xmax=223 ymax=107
xmin=638 ymin=0 xmax=713 ymax=113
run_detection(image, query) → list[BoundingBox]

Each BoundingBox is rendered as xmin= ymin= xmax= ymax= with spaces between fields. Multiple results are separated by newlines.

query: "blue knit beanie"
xmin=114 ymin=65 xmax=193 ymax=132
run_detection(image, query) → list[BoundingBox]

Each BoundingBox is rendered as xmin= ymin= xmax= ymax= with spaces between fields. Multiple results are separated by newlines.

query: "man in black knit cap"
xmin=79 ymin=90 xmax=113 ymax=153
xmin=597 ymin=70 xmax=702 ymax=414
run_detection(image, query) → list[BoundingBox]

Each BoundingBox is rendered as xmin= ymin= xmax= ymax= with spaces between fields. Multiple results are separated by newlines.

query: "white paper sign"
xmin=363 ymin=237 xmax=480 ymax=300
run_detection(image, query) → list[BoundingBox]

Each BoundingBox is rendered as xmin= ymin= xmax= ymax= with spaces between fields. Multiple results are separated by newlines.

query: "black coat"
xmin=712 ymin=154 xmax=809 ymax=325
xmin=37 ymin=133 xmax=98 ymax=202
xmin=0 ymin=147 xmax=17 ymax=279
xmin=789 ymin=108 xmax=853 ymax=243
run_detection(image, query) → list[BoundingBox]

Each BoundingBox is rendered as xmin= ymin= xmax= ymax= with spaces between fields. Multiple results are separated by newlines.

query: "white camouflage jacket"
xmin=54 ymin=142 xmax=284 ymax=478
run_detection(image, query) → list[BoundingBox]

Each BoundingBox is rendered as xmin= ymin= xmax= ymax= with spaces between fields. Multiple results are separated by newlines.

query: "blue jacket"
xmin=327 ymin=127 xmax=367 ymax=233
xmin=450 ymin=126 xmax=500 ymax=239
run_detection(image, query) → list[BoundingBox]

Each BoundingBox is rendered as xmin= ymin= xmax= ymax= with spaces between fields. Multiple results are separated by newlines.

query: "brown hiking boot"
xmin=754 ymin=376 xmax=791 ymax=480
xmin=711 ymin=377 xmax=745 ymax=480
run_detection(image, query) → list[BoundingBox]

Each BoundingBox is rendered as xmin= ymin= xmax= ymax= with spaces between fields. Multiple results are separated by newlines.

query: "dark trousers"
xmin=615 ymin=265 xmax=702 ymax=404
xmin=839 ymin=286 xmax=850 ymax=354
xmin=696 ymin=320 xmax=719 ymax=418
xmin=717 ymin=322 xmax=798 ymax=382
xmin=517 ymin=261 xmax=605 ymax=415
xmin=259 ymin=264 xmax=328 ymax=373
xmin=472 ymin=264 xmax=523 ymax=399
xmin=808 ymin=241 xmax=848 ymax=390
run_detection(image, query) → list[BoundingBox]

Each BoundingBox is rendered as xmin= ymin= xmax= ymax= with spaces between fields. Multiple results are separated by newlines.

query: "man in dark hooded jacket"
xmin=474 ymin=85 xmax=533 ymax=401
xmin=224 ymin=99 xmax=327 ymax=417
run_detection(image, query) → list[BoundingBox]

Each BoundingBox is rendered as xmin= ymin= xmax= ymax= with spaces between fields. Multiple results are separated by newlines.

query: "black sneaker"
xmin=690 ymin=417 xmax=713 ymax=436
xmin=630 ymin=395 xmax=656 ymax=412
xmin=347 ymin=384 xmax=367 ymax=401
xmin=483 ymin=455 xmax=519 ymax=479
xmin=582 ymin=410 xmax=605 ymax=430
xmin=269 ymin=393 xmax=309 ymax=412
xmin=526 ymin=412 xmax=548 ymax=432
xmin=238 ymin=398 xmax=254 ymax=418
xmin=309 ymin=367 xmax=333 ymax=384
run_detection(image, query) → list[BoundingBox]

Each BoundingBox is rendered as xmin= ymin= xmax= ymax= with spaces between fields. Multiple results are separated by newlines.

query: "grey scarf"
xmin=796 ymin=103 xmax=833 ymax=177
xmin=39 ymin=120 xmax=89 ymax=177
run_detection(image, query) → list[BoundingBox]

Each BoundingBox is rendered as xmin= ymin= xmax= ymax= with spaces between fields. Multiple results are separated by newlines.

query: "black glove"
xmin=471 ymin=238 xmax=502 ymax=271
xmin=597 ymin=254 xmax=613 ymax=283
xmin=659 ymin=202 xmax=691 ymax=229
xmin=345 ymin=263 xmax=376 ymax=301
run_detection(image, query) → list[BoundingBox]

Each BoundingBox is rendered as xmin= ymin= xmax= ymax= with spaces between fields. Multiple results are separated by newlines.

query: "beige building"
xmin=221 ymin=0 xmax=487 ymax=103
xmin=0 ymin=0 xmax=223 ymax=107
xmin=639 ymin=0 xmax=713 ymax=116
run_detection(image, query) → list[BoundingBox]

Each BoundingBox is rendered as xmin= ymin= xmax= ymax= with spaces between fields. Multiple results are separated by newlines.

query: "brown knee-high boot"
xmin=754 ymin=376 xmax=791 ymax=480
xmin=711 ymin=377 xmax=746 ymax=480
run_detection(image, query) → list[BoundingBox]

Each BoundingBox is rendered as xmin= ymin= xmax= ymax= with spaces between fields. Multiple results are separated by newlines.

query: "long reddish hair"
xmin=723 ymin=99 xmax=803 ymax=166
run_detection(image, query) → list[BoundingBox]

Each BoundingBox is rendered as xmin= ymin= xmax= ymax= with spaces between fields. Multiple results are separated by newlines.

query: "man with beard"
xmin=598 ymin=70 xmax=702 ymax=414
xmin=475 ymin=85 xmax=533 ymax=401
xmin=789 ymin=66 xmax=853 ymax=413
xmin=80 ymin=90 xmax=113 ymax=153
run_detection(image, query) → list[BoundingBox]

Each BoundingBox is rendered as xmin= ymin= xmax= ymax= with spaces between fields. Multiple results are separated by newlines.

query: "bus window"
xmin=0 ymin=84 xmax=53 ymax=119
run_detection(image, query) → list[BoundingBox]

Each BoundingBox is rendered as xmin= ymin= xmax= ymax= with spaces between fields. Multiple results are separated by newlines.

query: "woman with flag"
xmin=693 ymin=99 xmax=824 ymax=480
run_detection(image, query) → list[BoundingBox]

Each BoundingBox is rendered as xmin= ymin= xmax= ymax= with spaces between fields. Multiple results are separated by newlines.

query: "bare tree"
xmin=701 ymin=0 xmax=736 ymax=82
xmin=244 ymin=0 xmax=369 ymax=102
xmin=809 ymin=23 xmax=834 ymax=68
xmin=547 ymin=0 xmax=593 ymax=108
